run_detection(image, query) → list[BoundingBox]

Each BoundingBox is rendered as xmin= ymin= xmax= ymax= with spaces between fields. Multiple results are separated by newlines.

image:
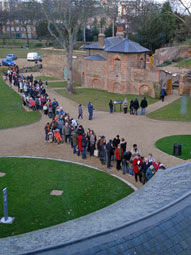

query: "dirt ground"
xmin=0 ymin=71 xmax=191 ymax=189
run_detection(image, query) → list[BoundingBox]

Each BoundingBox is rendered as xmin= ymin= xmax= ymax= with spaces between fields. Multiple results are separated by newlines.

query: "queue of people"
xmin=4 ymin=67 xmax=49 ymax=112
xmin=4 ymin=66 xmax=165 ymax=185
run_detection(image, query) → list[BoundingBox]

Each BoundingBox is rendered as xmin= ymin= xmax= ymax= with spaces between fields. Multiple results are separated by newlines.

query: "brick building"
xmin=81 ymin=29 xmax=160 ymax=97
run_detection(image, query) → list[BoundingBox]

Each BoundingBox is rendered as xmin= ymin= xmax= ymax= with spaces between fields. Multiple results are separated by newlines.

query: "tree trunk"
xmin=25 ymin=25 xmax=29 ymax=46
xmin=112 ymin=18 xmax=115 ymax=37
xmin=66 ymin=31 xmax=74 ymax=94
xmin=83 ymin=23 xmax=86 ymax=42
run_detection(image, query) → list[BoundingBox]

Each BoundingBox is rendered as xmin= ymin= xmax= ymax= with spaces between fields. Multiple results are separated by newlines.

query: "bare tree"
xmin=0 ymin=10 xmax=9 ymax=45
xmin=42 ymin=0 xmax=101 ymax=94
xmin=103 ymin=0 xmax=120 ymax=36
xmin=169 ymin=0 xmax=191 ymax=34
xmin=122 ymin=0 xmax=161 ymax=34
xmin=16 ymin=0 xmax=41 ymax=45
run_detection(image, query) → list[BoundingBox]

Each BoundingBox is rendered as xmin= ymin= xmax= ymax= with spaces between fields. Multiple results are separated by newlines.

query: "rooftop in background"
xmin=84 ymin=36 xmax=150 ymax=54
xmin=85 ymin=54 xmax=107 ymax=61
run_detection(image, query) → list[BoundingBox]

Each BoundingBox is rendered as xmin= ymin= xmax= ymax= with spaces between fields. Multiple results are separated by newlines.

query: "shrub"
xmin=157 ymin=60 xmax=172 ymax=67
xmin=34 ymin=42 xmax=43 ymax=48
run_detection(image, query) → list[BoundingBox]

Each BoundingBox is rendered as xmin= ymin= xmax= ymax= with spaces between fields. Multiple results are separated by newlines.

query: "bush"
xmin=157 ymin=60 xmax=172 ymax=67
xmin=34 ymin=42 xmax=43 ymax=48
xmin=172 ymin=57 xmax=186 ymax=63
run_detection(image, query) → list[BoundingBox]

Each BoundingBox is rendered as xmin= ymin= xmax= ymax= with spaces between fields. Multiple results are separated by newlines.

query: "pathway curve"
xmin=0 ymin=78 xmax=190 ymax=190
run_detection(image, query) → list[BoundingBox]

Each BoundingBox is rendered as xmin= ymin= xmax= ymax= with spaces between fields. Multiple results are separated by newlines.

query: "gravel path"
xmin=0 ymin=78 xmax=190 ymax=189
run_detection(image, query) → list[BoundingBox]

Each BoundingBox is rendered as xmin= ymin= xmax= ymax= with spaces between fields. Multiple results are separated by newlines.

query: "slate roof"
xmin=85 ymin=54 xmax=107 ymax=61
xmin=84 ymin=36 xmax=150 ymax=54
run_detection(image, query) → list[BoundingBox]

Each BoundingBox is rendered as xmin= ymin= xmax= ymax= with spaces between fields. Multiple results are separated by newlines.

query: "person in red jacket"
xmin=77 ymin=134 xmax=83 ymax=156
xmin=115 ymin=144 xmax=123 ymax=170
xmin=133 ymin=156 xmax=143 ymax=183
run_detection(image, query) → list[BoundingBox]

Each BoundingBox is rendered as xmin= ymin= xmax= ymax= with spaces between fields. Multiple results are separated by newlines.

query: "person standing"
xmin=44 ymin=122 xmax=50 ymax=142
xmin=133 ymin=98 xmax=139 ymax=115
xmin=81 ymin=134 xmax=87 ymax=159
xmin=72 ymin=130 xmax=78 ymax=154
xmin=160 ymin=88 xmax=166 ymax=102
xmin=89 ymin=130 xmax=96 ymax=156
xmin=88 ymin=102 xmax=94 ymax=120
xmin=133 ymin=156 xmax=143 ymax=183
xmin=122 ymin=98 xmax=128 ymax=114
xmin=115 ymin=144 xmax=123 ymax=170
xmin=78 ymin=104 xmax=83 ymax=119
xmin=130 ymin=100 xmax=134 ymax=115
xmin=109 ymin=100 xmax=113 ymax=113
xmin=106 ymin=139 xmax=113 ymax=169
xmin=77 ymin=134 xmax=83 ymax=156
xmin=140 ymin=97 xmax=148 ymax=115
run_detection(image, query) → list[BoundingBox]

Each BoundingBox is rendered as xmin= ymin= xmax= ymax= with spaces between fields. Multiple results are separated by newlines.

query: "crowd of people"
xmin=4 ymin=66 xmax=165 ymax=185
xmin=4 ymin=66 xmax=49 ymax=112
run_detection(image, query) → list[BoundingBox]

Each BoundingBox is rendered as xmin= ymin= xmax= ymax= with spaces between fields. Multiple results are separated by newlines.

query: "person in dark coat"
xmin=106 ymin=139 xmax=113 ymax=169
xmin=109 ymin=100 xmax=113 ymax=113
xmin=133 ymin=98 xmax=139 ymax=115
xmin=141 ymin=158 xmax=152 ymax=184
xmin=130 ymin=100 xmax=134 ymax=115
xmin=88 ymin=102 xmax=94 ymax=120
xmin=81 ymin=134 xmax=87 ymax=159
xmin=140 ymin=97 xmax=148 ymax=115
xmin=77 ymin=125 xmax=84 ymax=135
xmin=160 ymin=88 xmax=166 ymax=102
xmin=122 ymin=151 xmax=132 ymax=175
xmin=113 ymin=135 xmax=120 ymax=149
xmin=78 ymin=104 xmax=83 ymax=119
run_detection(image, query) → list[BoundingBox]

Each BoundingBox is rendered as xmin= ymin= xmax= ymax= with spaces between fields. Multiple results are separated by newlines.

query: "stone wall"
xmin=154 ymin=46 xmax=191 ymax=66
xmin=42 ymin=53 xmax=84 ymax=83
xmin=42 ymin=52 xmax=160 ymax=98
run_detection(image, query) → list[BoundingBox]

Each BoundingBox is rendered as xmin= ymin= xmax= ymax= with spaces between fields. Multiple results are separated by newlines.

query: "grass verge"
xmin=56 ymin=88 xmax=157 ymax=112
xmin=0 ymin=157 xmax=133 ymax=238
xmin=175 ymin=58 xmax=191 ymax=68
xmin=48 ymin=81 xmax=81 ymax=88
xmin=35 ymin=76 xmax=61 ymax=81
xmin=147 ymin=98 xmax=191 ymax=121
xmin=0 ymin=76 xmax=41 ymax=129
xmin=155 ymin=135 xmax=191 ymax=160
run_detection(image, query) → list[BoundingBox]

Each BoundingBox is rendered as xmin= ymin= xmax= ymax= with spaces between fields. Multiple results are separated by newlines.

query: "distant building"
xmin=0 ymin=0 xmax=37 ymax=39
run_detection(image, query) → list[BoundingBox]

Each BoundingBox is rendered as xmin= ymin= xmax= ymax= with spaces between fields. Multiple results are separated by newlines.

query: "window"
xmin=113 ymin=57 xmax=121 ymax=72
xmin=16 ymin=26 xmax=20 ymax=32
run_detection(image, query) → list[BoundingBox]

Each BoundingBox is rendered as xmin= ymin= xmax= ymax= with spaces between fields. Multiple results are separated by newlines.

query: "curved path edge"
xmin=0 ymin=158 xmax=191 ymax=255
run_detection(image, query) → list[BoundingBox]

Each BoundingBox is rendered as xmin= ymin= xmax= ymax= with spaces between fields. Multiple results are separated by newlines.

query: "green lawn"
xmin=48 ymin=81 xmax=81 ymax=88
xmin=0 ymin=157 xmax=133 ymax=238
xmin=0 ymin=48 xmax=86 ymax=59
xmin=56 ymin=88 xmax=158 ymax=112
xmin=0 ymin=77 xmax=41 ymax=129
xmin=148 ymin=98 xmax=191 ymax=121
xmin=155 ymin=135 xmax=191 ymax=160
xmin=176 ymin=58 xmax=191 ymax=68
xmin=35 ymin=76 xmax=61 ymax=81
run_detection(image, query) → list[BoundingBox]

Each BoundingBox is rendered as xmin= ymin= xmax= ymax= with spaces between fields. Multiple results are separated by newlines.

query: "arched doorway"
xmin=112 ymin=82 xmax=122 ymax=93
xmin=91 ymin=78 xmax=102 ymax=89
